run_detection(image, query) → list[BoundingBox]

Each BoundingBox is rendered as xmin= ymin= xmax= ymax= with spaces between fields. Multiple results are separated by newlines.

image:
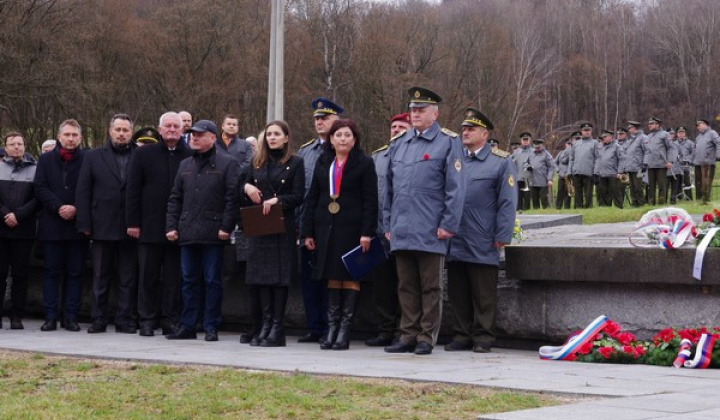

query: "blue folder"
xmin=341 ymin=237 xmax=388 ymax=279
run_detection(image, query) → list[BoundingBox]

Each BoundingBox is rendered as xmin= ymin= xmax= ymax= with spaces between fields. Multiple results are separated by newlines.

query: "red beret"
xmin=390 ymin=113 xmax=410 ymax=123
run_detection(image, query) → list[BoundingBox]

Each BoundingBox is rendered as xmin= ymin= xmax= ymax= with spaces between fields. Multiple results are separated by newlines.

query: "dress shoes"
xmin=297 ymin=332 xmax=324 ymax=343
xmin=414 ymin=341 xmax=433 ymax=355
xmin=10 ymin=318 xmax=24 ymax=330
xmin=239 ymin=333 xmax=254 ymax=344
xmin=115 ymin=324 xmax=137 ymax=334
xmin=204 ymin=329 xmax=218 ymax=342
xmin=139 ymin=326 xmax=155 ymax=337
xmin=473 ymin=342 xmax=492 ymax=353
xmin=443 ymin=340 xmax=473 ymax=352
xmin=40 ymin=320 xmax=57 ymax=332
xmin=161 ymin=325 xmax=177 ymax=336
xmin=87 ymin=321 xmax=107 ymax=334
xmin=64 ymin=319 xmax=81 ymax=332
xmin=364 ymin=335 xmax=393 ymax=347
xmin=384 ymin=341 xmax=416 ymax=353
xmin=166 ymin=328 xmax=197 ymax=340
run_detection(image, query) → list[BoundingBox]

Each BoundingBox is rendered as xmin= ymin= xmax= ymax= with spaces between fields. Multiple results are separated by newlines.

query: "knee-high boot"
xmin=320 ymin=289 xmax=342 ymax=350
xmin=240 ymin=286 xmax=261 ymax=344
xmin=260 ymin=287 xmax=287 ymax=347
xmin=332 ymin=289 xmax=358 ymax=350
xmin=251 ymin=287 xmax=273 ymax=346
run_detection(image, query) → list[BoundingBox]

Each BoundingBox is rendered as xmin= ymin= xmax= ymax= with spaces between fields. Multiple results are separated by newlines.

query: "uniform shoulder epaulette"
xmin=372 ymin=144 xmax=389 ymax=155
xmin=491 ymin=148 xmax=510 ymax=158
xmin=390 ymin=130 xmax=406 ymax=142
xmin=441 ymin=128 xmax=458 ymax=138
xmin=299 ymin=138 xmax=316 ymax=149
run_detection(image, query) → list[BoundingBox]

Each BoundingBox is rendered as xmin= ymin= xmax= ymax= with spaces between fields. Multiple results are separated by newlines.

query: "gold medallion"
xmin=328 ymin=201 xmax=340 ymax=214
xmin=508 ymin=174 xmax=515 ymax=188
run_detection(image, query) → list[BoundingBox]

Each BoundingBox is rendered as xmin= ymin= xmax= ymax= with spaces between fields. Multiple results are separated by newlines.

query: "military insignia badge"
xmin=414 ymin=90 xmax=421 ymax=98
xmin=454 ymin=158 xmax=462 ymax=172
xmin=317 ymin=101 xmax=323 ymax=108
xmin=508 ymin=175 xmax=515 ymax=188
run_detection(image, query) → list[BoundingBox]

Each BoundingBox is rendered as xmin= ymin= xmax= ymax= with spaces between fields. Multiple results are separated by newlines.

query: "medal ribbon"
xmin=329 ymin=157 xmax=345 ymax=198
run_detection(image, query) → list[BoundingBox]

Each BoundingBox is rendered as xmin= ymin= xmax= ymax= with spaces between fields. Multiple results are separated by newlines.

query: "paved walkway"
xmin=2 ymin=320 xmax=720 ymax=419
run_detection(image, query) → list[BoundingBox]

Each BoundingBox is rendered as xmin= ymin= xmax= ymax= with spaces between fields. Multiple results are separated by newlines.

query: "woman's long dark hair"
xmin=253 ymin=120 xmax=292 ymax=168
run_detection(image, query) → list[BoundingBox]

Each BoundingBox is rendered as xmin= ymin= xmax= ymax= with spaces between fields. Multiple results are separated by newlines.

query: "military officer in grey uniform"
xmin=625 ymin=121 xmax=647 ymax=206
xmin=594 ymin=130 xmax=626 ymax=208
xmin=569 ymin=122 xmax=597 ymax=208
xmin=527 ymin=138 xmax=556 ymax=209
xmin=675 ymin=126 xmax=695 ymax=200
xmin=666 ymin=132 xmax=685 ymax=204
xmin=511 ymin=132 xmax=533 ymax=211
xmin=296 ymin=98 xmax=343 ymax=343
xmin=444 ymin=108 xmax=516 ymax=353
xmin=383 ymin=87 xmax=466 ymax=356
xmin=642 ymin=117 xmax=675 ymax=205
xmin=692 ymin=119 xmax=720 ymax=204
xmin=555 ymin=137 xmax=572 ymax=210
xmin=365 ymin=113 xmax=409 ymax=347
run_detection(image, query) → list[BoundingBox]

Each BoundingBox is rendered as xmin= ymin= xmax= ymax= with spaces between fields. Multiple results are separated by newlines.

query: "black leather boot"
xmin=251 ymin=287 xmax=273 ymax=346
xmin=240 ymin=286 xmax=262 ymax=344
xmin=320 ymin=289 xmax=342 ymax=350
xmin=260 ymin=287 xmax=287 ymax=347
xmin=332 ymin=289 xmax=358 ymax=350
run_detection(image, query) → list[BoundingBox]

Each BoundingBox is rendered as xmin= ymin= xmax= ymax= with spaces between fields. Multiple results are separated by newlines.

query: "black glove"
xmin=642 ymin=164 xmax=648 ymax=173
xmin=526 ymin=165 xmax=533 ymax=172
xmin=592 ymin=175 xmax=600 ymax=184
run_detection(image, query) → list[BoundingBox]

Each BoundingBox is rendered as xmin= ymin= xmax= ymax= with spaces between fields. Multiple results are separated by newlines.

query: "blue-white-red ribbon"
xmin=329 ymin=157 xmax=344 ymax=198
xmin=684 ymin=334 xmax=715 ymax=369
xmin=673 ymin=338 xmax=693 ymax=368
xmin=539 ymin=315 xmax=609 ymax=360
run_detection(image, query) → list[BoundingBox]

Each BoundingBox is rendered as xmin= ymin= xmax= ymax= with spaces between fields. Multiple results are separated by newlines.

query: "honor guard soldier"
xmin=675 ymin=126 xmax=695 ymax=200
xmin=594 ymin=130 xmax=626 ymax=208
xmin=365 ymin=113 xmax=410 ymax=347
xmin=625 ymin=121 xmax=647 ymax=206
xmin=512 ymin=132 xmax=533 ymax=210
xmin=692 ymin=119 xmax=720 ymax=204
xmin=569 ymin=122 xmax=597 ymax=208
xmin=382 ymin=87 xmax=466 ymax=355
xmin=296 ymin=97 xmax=344 ymax=343
xmin=642 ymin=117 xmax=675 ymax=205
xmin=555 ymin=137 xmax=572 ymax=210
xmin=488 ymin=138 xmax=499 ymax=149
xmin=527 ymin=138 xmax=556 ymax=209
xmin=444 ymin=108 xmax=516 ymax=353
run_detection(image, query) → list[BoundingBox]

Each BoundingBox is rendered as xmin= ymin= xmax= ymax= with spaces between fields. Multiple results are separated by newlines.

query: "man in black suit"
xmin=76 ymin=113 xmax=139 ymax=334
xmin=126 ymin=112 xmax=193 ymax=336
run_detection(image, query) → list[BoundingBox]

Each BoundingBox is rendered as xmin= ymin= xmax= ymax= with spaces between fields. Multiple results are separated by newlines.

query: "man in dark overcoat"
xmin=76 ymin=113 xmax=139 ymax=334
xmin=34 ymin=119 xmax=88 ymax=332
xmin=126 ymin=112 xmax=192 ymax=336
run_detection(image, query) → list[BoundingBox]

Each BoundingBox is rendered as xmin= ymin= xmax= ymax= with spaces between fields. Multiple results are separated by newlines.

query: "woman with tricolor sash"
xmin=303 ymin=119 xmax=378 ymax=350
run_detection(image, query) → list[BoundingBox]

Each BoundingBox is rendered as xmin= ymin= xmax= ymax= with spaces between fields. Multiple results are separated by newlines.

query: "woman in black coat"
xmin=241 ymin=120 xmax=304 ymax=347
xmin=304 ymin=119 xmax=377 ymax=350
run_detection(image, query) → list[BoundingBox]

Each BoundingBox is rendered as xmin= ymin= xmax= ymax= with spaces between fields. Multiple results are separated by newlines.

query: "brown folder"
xmin=240 ymin=204 xmax=285 ymax=237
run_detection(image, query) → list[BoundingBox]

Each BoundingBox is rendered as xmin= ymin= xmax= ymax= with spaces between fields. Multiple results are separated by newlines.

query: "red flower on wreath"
xmin=653 ymin=328 xmax=675 ymax=344
xmin=564 ymin=353 xmax=577 ymax=361
xmin=713 ymin=208 xmax=720 ymax=217
xmin=703 ymin=213 xmax=714 ymax=223
xmin=604 ymin=321 xmax=621 ymax=338
xmin=423 ymin=153 xmax=430 ymax=160
xmin=679 ymin=328 xmax=700 ymax=343
xmin=577 ymin=341 xmax=594 ymax=355
xmin=617 ymin=332 xmax=636 ymax=345
xmin=635 ymin=345 xmax=645 ymax=356
xmin=598 ymin=346 xmax=614 ymax=359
